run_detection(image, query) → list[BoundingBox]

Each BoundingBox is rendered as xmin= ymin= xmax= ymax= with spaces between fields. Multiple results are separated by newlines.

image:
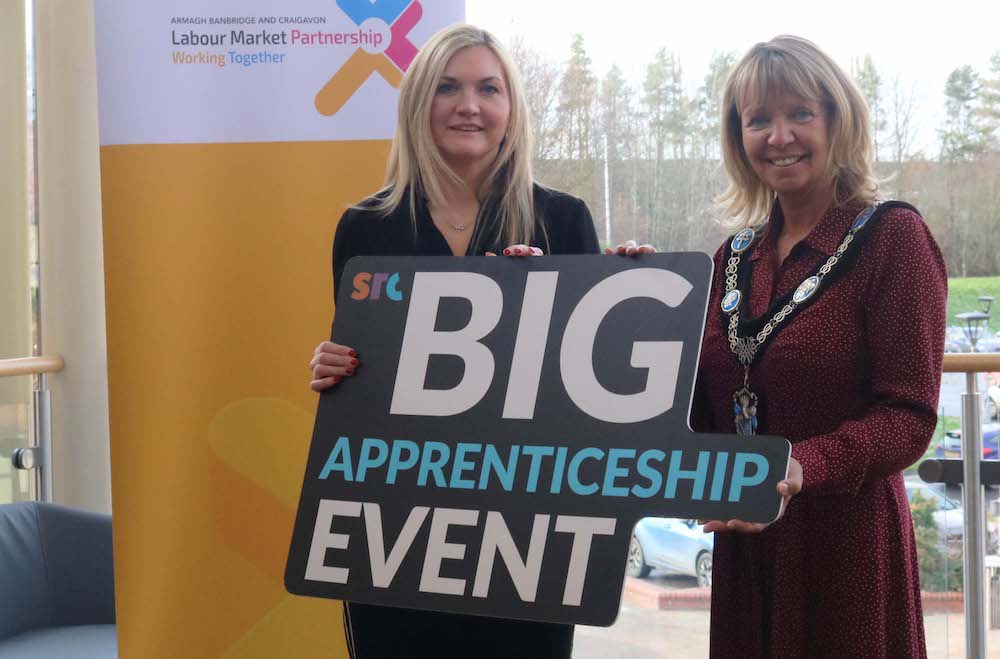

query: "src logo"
xmin=351 ymin=272 xmax=404 ymax=301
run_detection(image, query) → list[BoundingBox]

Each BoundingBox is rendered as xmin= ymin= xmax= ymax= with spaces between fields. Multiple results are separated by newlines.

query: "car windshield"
xmin=906 ymin=483 xmax=958 ymax=511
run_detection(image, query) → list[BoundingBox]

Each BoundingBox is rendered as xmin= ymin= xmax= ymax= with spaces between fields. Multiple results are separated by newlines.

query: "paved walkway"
xmin=573 ymin=579 xmax=1000 ymax=658
xmin=575 ymin=605 xmax=1000 ymax=658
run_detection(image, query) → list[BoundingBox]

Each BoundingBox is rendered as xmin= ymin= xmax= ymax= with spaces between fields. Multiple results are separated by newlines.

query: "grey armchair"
xmin=0 ymin=502 xmax=117 ymax=658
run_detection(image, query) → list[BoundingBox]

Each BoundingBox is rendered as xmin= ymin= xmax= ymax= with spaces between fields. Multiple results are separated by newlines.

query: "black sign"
xmin=285 ymin=254 xmax=790 ymax=626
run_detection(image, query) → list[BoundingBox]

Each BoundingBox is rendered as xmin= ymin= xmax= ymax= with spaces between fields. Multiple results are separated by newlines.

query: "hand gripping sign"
xmin=285 ymin=254 xmax=790 ymax=626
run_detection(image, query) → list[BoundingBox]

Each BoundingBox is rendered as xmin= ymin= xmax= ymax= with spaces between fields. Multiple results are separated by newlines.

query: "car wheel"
xmin=626 ymin=535 xmax=651 ymax=578
xmin=696 ymin=551 xmax=712 ymax=588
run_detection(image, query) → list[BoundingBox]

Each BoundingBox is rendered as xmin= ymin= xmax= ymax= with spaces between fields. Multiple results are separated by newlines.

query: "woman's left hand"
xmin=486 ymin=244 xmax=544 ymax=256
xmin=701 ymin=457 xmax=803 ymax=534
xmin=604 ymin=239 xmax=656 ymax=256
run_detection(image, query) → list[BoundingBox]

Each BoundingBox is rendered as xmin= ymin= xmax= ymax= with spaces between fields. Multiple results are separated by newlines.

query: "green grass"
xmin=933 ymin=415 xmax=962 ymax=444
xmin=948 ymin=276 xmax=1000 ymax=335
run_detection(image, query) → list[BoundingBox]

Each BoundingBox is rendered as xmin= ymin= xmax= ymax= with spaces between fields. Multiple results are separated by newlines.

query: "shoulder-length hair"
xmin=717 ymin=35 xmax=881 ymax=231
xmin=366 ymin=24 xmax=538 ymax=246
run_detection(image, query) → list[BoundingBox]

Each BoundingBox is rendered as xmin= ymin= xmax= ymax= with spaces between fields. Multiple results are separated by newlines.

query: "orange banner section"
xmin=101 ymin=140 xmax=389 ymax=658
xmin=316 ymin=50 xmax=405 ymax=116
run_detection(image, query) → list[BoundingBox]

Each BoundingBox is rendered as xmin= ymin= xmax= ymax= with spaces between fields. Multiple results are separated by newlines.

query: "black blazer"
xmin=331 ymin=184 xmax=601 ymax=299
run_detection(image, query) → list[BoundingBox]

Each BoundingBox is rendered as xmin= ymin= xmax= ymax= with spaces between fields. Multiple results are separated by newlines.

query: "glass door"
xmin=0 ymin=0 xmax=39 ymax=504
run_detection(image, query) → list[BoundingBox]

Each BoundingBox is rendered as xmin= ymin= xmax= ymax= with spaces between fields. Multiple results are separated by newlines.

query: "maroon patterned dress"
xmin=692 ymin=202 xmax=947 ymax=658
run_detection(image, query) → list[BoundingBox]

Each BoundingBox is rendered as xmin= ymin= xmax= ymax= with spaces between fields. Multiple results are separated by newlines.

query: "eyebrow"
xmin=741 ymin=97 xmax=820 ymax=115
xmin=438 ymin=75 xmax=504 ymax=84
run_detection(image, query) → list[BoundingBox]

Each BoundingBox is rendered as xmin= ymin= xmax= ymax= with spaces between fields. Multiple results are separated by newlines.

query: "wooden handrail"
xmin=942 ymin=353 xmax=1000 ymax=374
xmin=0 ymin=353 xmax=996 ymax=377
xmin=0 ymin=355 xmax=65 ymax=378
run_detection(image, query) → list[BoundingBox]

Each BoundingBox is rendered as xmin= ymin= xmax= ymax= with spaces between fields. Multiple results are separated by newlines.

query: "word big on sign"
xmin=390 ymin=269 xmax=691 ymax=423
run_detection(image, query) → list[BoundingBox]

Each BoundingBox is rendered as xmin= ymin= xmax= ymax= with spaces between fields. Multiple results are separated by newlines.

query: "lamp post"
xmin=957 ymin=311 xmax=990 ymax=352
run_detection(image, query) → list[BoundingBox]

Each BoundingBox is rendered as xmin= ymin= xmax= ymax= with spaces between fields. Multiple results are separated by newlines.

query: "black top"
xmin=330 ymin=184 xmax=600 ymax=659
xmin=332 ymin=184 xmax=601 ymax=299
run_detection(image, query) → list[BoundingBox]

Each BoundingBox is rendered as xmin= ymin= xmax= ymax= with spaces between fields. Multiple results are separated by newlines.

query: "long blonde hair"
xmin=717 ymin=35 xmax=881 ymax=231
xmin=367 ymin=24 xmax=538 ymax=246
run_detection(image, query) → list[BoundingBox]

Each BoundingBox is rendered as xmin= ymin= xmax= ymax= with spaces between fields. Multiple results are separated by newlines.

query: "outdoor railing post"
xmin=962 ymin=371 xmax=987 ymax=659
xmin=32 ymin=372 xmax=53 ymax=502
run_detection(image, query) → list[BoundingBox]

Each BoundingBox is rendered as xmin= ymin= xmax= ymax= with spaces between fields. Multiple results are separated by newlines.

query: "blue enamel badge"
xmin=852 ymin=205 xmax=878 ymax=231
xmin=730 ymin=228 xmax=755 ymax=253
xmin=793 ymin=276 xmax=820 ymax=304
xmin=721 ymin=289 xmax=742 ymax=314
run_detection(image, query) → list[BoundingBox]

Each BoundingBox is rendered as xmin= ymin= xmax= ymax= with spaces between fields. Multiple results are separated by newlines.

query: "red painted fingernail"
xmin=503 ymin=248 xmax=511 ymax=255
xmin=349 ymin=349 xmax=357 ymax=357
xmin=350 ymin=358 xmax=359 ymax=366
xmin=332 ymin=376 xmax=341 ymax=384
xmin=514 ymin=247 xmax=523 ymax=255
xmin=346 ymin=369 xmax=355 ymax=376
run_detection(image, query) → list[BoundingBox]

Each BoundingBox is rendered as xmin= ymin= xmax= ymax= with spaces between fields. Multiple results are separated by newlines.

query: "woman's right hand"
xmin=309 ymin=341 xmax=359 ymax=392
xmin=604 ymin=240 xmax=657 ymax=256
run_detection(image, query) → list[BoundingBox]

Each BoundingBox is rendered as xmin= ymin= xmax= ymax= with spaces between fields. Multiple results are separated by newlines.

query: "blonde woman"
xmin=310 ymin=24 xmax=602 ymax=389
xmin=309 ymin=24 xmax=604 ymax=659
xmin=694 ymin=35 xmax=946 ymax=657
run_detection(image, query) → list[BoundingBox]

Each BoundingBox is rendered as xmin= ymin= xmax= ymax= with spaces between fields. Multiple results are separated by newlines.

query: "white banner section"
xmin=94 ymin=0 xmax=464 ymax=145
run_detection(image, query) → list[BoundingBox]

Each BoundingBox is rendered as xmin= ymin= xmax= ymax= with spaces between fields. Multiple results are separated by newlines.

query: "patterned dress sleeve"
xmin=791 ymin=208 xmax=948 ymax=495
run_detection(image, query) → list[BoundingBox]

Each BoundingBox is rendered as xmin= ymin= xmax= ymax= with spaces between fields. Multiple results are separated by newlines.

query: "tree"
xmin=507 ymin=35 xmax=1000 ymax=272
xmin=910 ymin=491 xmax=962 ymax=592
xmin=599 ymin=64 xmax=633 ymax=163
xmin=508 ymin=36 xmax=561 ymax=161
xmin=639 ymin=48 xmax=693 ymax=246
xmin=979 ymin=52 xmax=1000 ymax=152
xmin=682 ymin=51 xmax=737 ymax=249
xmin=940 ymin=65 xmax=983 ymax=162
xmin=939 ymin=65 xmax=988 ymax=276
xmin=888 ymin=75 xmax=918 ymax=164
xmin=642 ymin=48 xmax=688 ymax=161
xmin=556 ymin=34 xmax=598 ymax=161
xmin=854 ymin=55 xmax=886 ymax=161
xmin=693 ymin=51 xmax=737 ymax=160
xmin=598 ymin=64 xmax=638 ymax=244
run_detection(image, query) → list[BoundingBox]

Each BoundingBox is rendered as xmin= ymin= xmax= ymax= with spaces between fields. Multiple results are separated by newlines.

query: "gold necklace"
xmin=437 ymin=213 xmax=474 ymax=232
xmin=429 ymin=202 xmax=476 ymax=232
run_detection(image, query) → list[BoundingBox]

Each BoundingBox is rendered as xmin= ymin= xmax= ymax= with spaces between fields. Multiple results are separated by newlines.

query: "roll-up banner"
xmin=94 ymin=2 xmax=464 ymax=656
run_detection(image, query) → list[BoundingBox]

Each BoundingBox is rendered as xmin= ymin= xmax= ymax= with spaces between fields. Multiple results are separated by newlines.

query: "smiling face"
xmin=739 ymin=91 xmax=832 ymax=203
xmin=429 ymin=45 xmax=511 ymax=173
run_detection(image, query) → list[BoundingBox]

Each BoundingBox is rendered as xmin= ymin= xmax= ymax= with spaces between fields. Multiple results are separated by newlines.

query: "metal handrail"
xmin=0 ymin=355 xmax=62 ymax=504
xmin=927 ymin=351 xmax=1000 ymax=659
xmin=0 ymin=355 xmax=64 ymax=378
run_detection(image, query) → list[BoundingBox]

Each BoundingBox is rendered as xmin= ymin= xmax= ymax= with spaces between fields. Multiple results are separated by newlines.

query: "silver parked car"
xmin=627 ymin=517 xmax=713 ymax=587
xmin=904 ymin=478 xmax=999 ymax=552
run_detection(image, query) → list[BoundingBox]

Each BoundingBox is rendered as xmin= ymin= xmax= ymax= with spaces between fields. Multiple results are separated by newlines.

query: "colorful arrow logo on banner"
xmin=315 ymin=0 xmax=423 ymax=117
